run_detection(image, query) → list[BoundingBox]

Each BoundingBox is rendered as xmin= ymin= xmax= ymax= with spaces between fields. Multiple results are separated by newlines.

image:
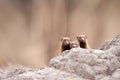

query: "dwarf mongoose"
xmin=70 ymin=41 xmax=79 ymax=48
xmin=77 ymin=35 xmax=89 ymax=49
xmin=61 ymin=37 xmax=71 ymax=52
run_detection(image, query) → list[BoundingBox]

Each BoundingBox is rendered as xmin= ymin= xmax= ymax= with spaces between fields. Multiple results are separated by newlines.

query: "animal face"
xmin=61 ymin=37 xmax=71 ymax=46
xmin=70 ymin=41 xmax=79 ymax=48
xmin=77 ymin=35 xmax=87 ymax=43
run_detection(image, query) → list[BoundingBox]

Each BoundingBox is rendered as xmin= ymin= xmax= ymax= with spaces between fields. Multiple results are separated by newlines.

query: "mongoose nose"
xmin=80 ymin=38 xmax=85 ymax=42
xmin=63 ymin=41 xmax=70 ymax=46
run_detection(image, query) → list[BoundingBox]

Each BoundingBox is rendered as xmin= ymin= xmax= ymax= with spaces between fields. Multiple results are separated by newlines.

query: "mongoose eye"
xmin=85 ymin=35 xmax=87 ymax=39
xmin=77 ymin=36 xmax=83 ymax=40
xmin=77 ymin=35 xmax=87 ymax=40
xmin=61 ymin=37 xmax=70 ymax=42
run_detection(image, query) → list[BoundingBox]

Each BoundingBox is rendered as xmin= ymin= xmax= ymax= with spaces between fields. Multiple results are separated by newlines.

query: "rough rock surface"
xmin=1 ymin=34 xmax=120 ymax=80
xmin=99 ymin=34 xmax=120 ymax=50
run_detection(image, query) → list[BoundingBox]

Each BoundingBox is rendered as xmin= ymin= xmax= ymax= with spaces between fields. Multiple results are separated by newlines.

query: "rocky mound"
xmin=1 ymin=34 xmax=120 ymax=80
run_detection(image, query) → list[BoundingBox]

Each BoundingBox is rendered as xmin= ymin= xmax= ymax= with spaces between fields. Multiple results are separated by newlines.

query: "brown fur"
xmin=70 ymin=41 xmax=79 ymax=48
xmin=61 ymin=37 xmax=71 ymax=52
xmin=77 ymin=35 xmax=89 ymax=49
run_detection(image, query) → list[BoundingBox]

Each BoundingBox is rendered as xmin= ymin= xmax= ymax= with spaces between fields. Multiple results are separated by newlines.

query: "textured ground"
xmin=1 ymin=34 xmax=120 ymax=80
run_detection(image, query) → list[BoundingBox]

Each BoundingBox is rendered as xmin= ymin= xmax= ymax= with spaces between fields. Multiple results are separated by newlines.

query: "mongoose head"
xmin=61 ymin=37 xmax=71 ymax=52
xmin=70 ymin=41 xmax=79 ymax=48
xmin=61 ymin=37 xmax=71 ymax=46
xmin=77 ymin=35 xmax=87 ymax=48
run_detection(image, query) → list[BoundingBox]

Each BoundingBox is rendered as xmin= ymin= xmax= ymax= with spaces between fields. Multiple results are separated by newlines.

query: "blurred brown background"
xmin=0 ymin=0 xmax=120 ymax=68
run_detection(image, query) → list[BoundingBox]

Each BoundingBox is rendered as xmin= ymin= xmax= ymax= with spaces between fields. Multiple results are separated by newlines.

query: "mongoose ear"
xmin=61 ymin=38 xmax=63 ymax=41
xmin=77 ymin=36 xmax=79 ymax=40
xmin=85 ymin=35 xmax=87 ymax=39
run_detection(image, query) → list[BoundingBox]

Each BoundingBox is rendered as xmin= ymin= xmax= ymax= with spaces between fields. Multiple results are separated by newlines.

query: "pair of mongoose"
xmin=61 ymin=35 xmax=88 ymax=52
